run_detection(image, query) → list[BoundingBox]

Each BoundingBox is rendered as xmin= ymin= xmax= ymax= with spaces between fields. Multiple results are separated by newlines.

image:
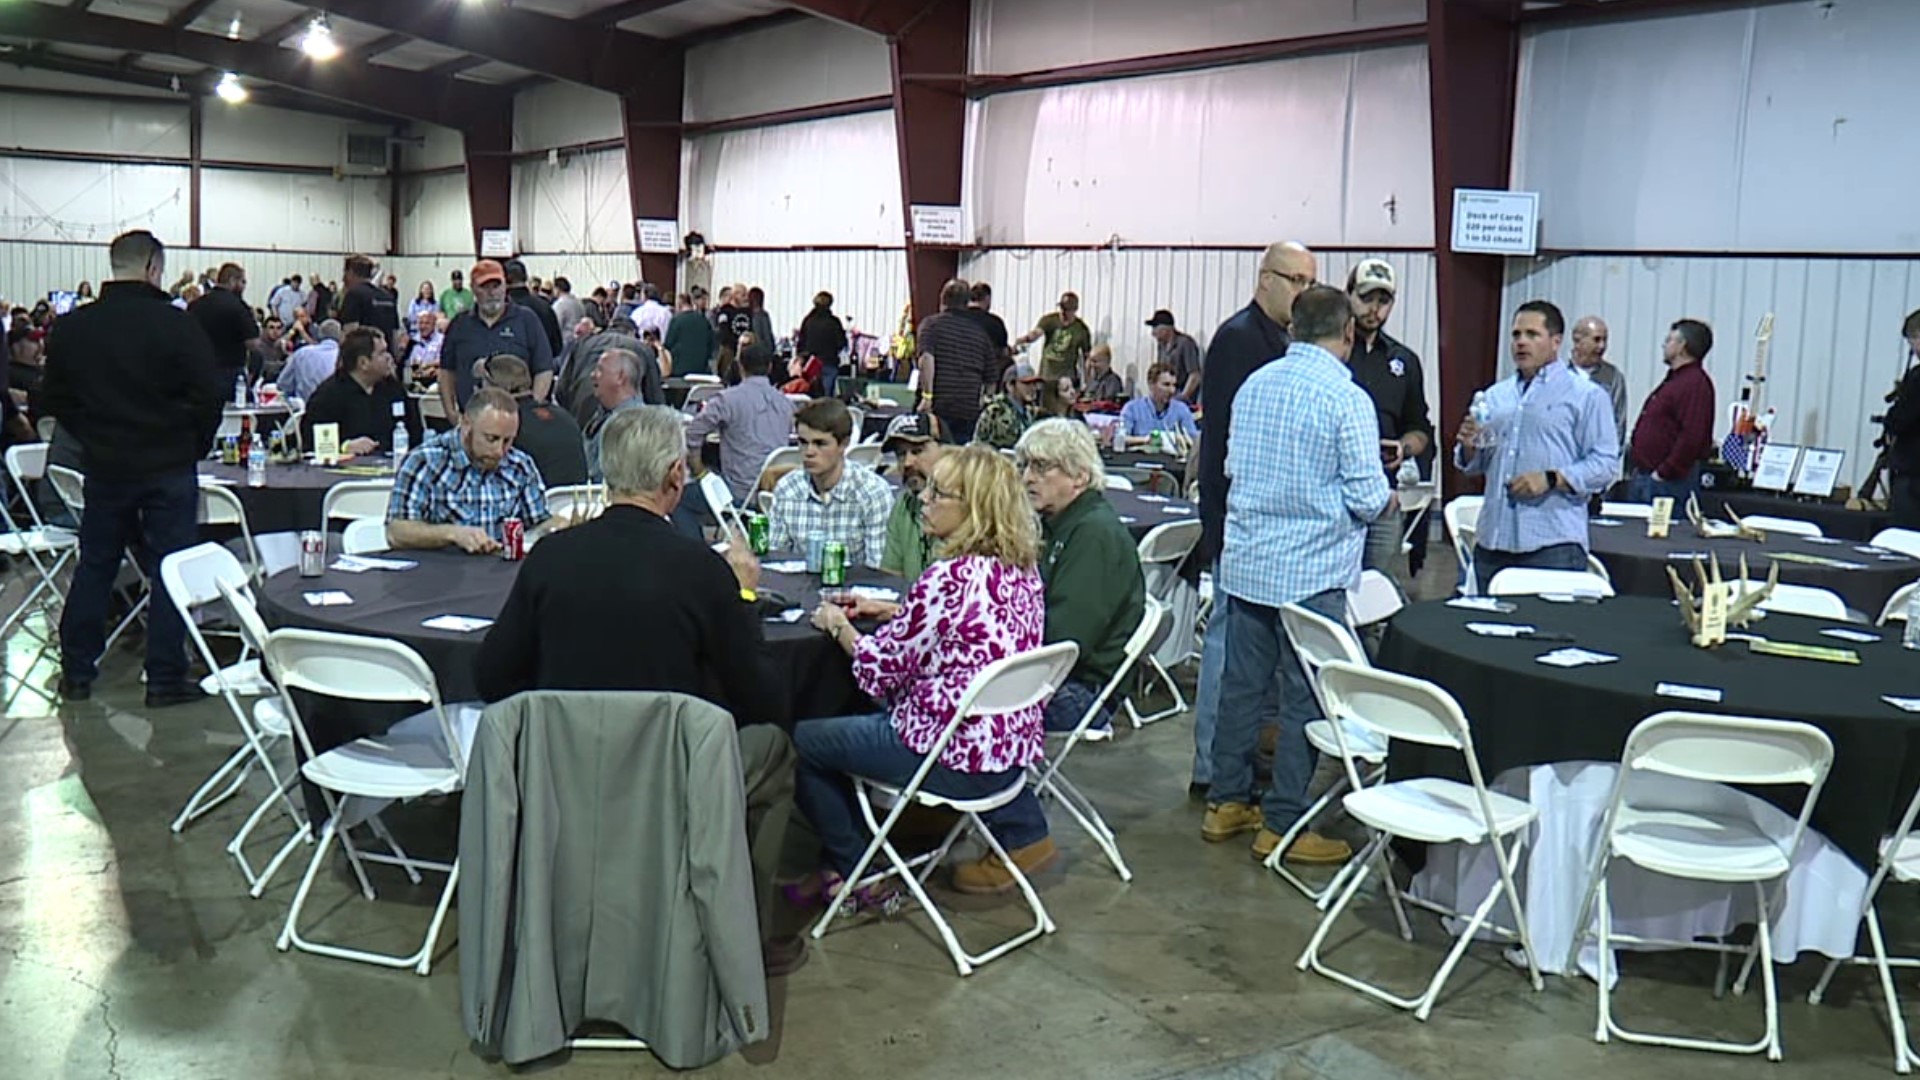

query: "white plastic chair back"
xmin=1444 ymin=495 xmax=1481 ymax=590
xmin=1135 ymin=518 xmax=1201 ymax=603
xmin=1599 ymin=501 xmax=1653 ymax=519
xmin=1742 ymin=514 xmax=1822 ymax=538
xmin=1878 ymin=580 xmax=1918 ymax=626
xmin=1871 ymin=528 xmax=1920 ymax=561
xmin=160 ymin=544 xmax=257 ymax=695
xmin=684 ymin=373 xmax=722 ymax=385
xmin=1103 ymin=475 xmax=1134 ymax=492
xmin=1486 ymin=567 xmax=1615 ymax=598
xmin=683 ymin=383 xmax=722 ymax=414
xmin=1584 ymin=553 xmax=1612 ymax=585
xmin=197 ymin=480 xmax=259 ymax=575
xmin=757 ymin=490 xmax=774 ymax=515
xmin=1622 ymin=711 xmax=1832 ymax=790
xmin=951 ymin=642 xmax=1078 ymax=732
xmin=1753 ymin=582 xmax=1849 ymax=621
xmin=544 ymin=483 xmax=606 ymax=524
xmin=784 ymin=393 xmax=812 ymax=407
xmin=342 ymin=518 xmax=390 ymax=554
xmin=1283 ymin=603 xmax=1370 ymax=678
xmin=5 ymin=442 xmax=48 ymax=507
xmin=1317 ymin=661 xmax=1471 ymax=753
xmin=754 ymin=445 xmax=803 ymax=494
xmin=215 ymin=577 xmax=271 ymax=659
xmin=846 ymin=444 xmax=883 ymax=471
xmin=46 ymin=463 xmax=86 ymax=515
xmin=321 ymin=479 xmax=393 ymax=526
xmin=1347 ymin=569 xmax=1403 ymax=627
xmin=263 ymin=627 xmax=462 ymax=773
xmin=700 ymin=472 xmax=745 ymax=543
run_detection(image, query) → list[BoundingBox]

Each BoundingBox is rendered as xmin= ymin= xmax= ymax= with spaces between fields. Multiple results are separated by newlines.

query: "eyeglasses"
xmin=925 ymin=484 xmax=959 ymax=503
xmin=1263 ymin=268 xmax=1317 ymax=290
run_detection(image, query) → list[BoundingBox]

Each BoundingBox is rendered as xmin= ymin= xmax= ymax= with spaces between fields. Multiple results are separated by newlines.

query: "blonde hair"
xmin=930 ymin=445 xmax=1038 ymax=569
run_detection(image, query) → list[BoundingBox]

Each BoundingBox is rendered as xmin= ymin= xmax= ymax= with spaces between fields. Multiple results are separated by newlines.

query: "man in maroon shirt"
xmin=1626 ymin=318 xmax=1716 ymax=503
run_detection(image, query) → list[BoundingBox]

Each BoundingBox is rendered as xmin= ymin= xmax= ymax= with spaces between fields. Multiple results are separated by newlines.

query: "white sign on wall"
xmin=479 ymin=229 xmax=515 ymax=258
xmin=1450 ymin=189 xmax=1539 ymax=256
xmin=636 ymin=218 xmax=679 ymax=254
xmin=909 ymin=204 xmax=965 ymax=246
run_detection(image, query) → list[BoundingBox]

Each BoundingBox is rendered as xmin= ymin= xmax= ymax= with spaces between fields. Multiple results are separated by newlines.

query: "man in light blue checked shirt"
xmin=1204 ymin=287 xmax=1394 ymax=866
xmin=1454 ymin=300 xmax=1620 ymax=595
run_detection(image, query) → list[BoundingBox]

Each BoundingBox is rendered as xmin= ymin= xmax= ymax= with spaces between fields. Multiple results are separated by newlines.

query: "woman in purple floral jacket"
xmin=794 ymin=445 xmax=1049 ymax=904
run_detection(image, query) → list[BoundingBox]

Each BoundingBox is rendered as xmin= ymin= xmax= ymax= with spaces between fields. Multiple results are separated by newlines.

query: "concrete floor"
xmin=0 ymin=551 xmax=1905 ymax=1078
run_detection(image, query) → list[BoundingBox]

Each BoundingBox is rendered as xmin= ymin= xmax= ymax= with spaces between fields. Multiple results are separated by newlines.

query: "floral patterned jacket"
xmin=852 ymin=554 xmax=1046 ymax=772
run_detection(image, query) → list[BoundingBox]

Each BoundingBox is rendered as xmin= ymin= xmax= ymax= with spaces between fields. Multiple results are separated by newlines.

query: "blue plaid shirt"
xmin=1455 ymin=358 xmax=1620 ymax=554
xmin=1220 ymin=342 xmax=1390 ymax=608
xmin=386 ymin=427 xmax=551 ymax=540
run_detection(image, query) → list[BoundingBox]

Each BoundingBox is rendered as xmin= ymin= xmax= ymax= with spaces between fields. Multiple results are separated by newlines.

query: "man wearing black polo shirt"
xmin=299 ymin=327 xmax=422 ymax=456
xmin=339 ymin=254 xmax=399 ymax=346
xmin=1345 ymin=259 xmax=1431 ymax=580
xmin=505 ymin=258 xmax=564 ymax=356
xmin=190 ymin=262 xmax=260 ymax=384
xmin=966 ymin=282 xmax=1012 ymax=386
xmin=915 ymin=279 xmax=995 ymax=444
xmin=436 ymin=259 xmax=555 ymax=419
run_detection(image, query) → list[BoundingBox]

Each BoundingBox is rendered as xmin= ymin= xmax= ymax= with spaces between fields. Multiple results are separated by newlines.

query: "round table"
xmin=1700 ymin=489 xmax=1890 ymax=543
xmin=256 ymin=547 xmax=879 ymax=722
xmin=1103 ymin=487 xmax=1197 ymax=540
xmin=1379 ymin=595 xmax=1920 ymax=867
xmin=1588 ymin=517 xmax=1920 ymax=618
xmin=198 ymin=456 xmax=396 ymax=533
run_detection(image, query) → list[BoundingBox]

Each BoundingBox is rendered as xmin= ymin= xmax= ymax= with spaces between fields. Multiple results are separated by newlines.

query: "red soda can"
xmin=501 ymin=517 xmax=525 ymax=561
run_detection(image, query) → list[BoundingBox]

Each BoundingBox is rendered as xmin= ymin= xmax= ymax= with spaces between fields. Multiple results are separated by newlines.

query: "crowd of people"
xmin=26 ymin=224 xmax=1800 ymax=985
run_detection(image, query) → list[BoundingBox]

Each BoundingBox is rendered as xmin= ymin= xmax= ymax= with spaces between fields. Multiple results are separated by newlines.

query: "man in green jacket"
xmin=955 ymin=417 xmax=1146 ymax=894
xmin=878 ymin=413 xmax=943 ymax=582
xmin=664 ymin=286 xmax=716 ymax=377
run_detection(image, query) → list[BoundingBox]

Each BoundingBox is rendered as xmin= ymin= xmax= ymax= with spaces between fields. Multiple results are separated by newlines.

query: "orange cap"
xmin=469 ymin=259 xmax=505 ymax=286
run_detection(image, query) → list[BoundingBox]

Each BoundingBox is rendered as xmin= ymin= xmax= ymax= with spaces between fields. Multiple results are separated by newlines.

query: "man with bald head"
xmin=1571 ymin=315 xmax=1628 ymax=454
xmin=1190 ymin=240 xmax=1315 ymax=797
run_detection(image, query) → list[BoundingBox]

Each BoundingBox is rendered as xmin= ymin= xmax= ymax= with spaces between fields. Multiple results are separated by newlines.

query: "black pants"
xmin=60 ymin=467 xmax=199 ymax=687
xmin=1891 ymin=473 xmax=1920 ymax=531
xmin=935 ymin=412 xmax=977 ymax=445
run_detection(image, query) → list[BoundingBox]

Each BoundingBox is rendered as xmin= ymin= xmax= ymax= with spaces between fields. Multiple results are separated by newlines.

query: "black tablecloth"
xmin=1379 ymin=595 xmax=1920 ymax=866
xmin=198 ymin=457 xmax=396 ymax=533
xmin=1104 ymin=449 xmax=1188 ymax=474
xmin=1699 ymin=489 xmax=1890 ymax=543
xmin=1588 ymin=518 xmax=1919 ymax=617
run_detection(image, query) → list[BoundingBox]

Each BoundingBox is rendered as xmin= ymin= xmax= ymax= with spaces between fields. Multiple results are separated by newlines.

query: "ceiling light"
xmin=300 ymin=16 xmax=340 ymax=62
xmin=227 ymin=17 xmax=241 ymax=40
xmin=215 ymin=72 xmax=248 ymax=104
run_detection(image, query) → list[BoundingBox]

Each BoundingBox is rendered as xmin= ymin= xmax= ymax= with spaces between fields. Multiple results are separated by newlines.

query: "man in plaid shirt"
xmin=767 ymin=398 xmax=892 ymax=568
xmin=386 ymin=386 xmax=551 ymax=553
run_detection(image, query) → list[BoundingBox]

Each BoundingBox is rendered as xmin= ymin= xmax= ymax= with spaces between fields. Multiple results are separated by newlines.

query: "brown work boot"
xmin=1201 ymin=802 xmax=1264 ymax=843
xmin=1272 ymin=831 xmax=1351 ymax=865
xmin=951 ymin=837 xmax=1060 ymax=895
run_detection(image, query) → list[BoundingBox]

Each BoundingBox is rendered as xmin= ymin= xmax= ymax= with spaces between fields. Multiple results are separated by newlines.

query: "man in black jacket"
xmin=475 ymin=404 xmax=804 ymax=974
xmin=505 ymin=258 xmax=563 ymax=357
xmin=41 ymin=230 xmax=223 ymax=706
xmin=299 ymin=327 xmax=422 ymax=455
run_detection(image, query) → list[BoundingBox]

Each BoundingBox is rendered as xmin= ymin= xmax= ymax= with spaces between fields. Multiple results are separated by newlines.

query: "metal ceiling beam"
xmin=588 ymin=0 xmax=684 ymax=26
xmin=166 ymin=0 xmax=222 ymax=31
xmin=780 ymin=0 xmax=933 ymax=39
xmin=0 ymin=49 xmax=394 ymax=125
xmin=1521 ymin=0 xmax=1805 ymax=23
xmin=256 ymin=9 xmax=319 ymax=48
xmin=357 ymin=33 xmax=412 ymax=61
xmin=679 ymin=10 xmax=812 ymax=48
xmin=310 ymin=0 xmax=682 ymax=97
xmin=425 ymin=55 xmax=491 ymax=79
xmin=0 ymin=4 xmax=510 ymax=129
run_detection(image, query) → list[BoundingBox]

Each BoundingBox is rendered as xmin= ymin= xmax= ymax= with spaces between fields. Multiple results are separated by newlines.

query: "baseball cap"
xmin=1009 ymin=361 xmax=1044 ymax=383
xmin=883 ymin=413 xmax=935 ymax=448
xmin=1145 ymin=309 xmax=1176 ymax=329
xmin=469 ymin=260 xmax=505 ymax=286
xmin=1351 ymin=258 xmax=1396 ymax=297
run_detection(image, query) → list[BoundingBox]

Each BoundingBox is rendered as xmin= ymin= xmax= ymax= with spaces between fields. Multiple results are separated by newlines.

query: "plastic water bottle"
xmin=1469 ymin=390 xmax=1496 ymax=448
xmin=232 ymin=370 xmax=249 ymax=408
xmin=246 ymin=439 xmax=267 ymax=488
xmin=1904 ymin=590 xmax=1920 ymax=650
xmin=390 ymin=400 xmax=410 ymax=461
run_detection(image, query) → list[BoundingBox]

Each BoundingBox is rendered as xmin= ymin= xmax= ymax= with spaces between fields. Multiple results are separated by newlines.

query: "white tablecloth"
xmin=1410 ymin=762 xmax=1869 ymax=981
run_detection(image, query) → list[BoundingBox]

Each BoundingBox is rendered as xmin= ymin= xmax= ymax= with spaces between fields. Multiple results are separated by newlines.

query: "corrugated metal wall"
xmin=697 ymin=249 xmax=909 ymax=344
xmin=1502 ymin=254 xmax=1920 ymax=490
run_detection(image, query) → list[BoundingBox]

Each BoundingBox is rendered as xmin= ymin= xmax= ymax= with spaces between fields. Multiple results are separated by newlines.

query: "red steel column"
xmin=889 ymin=0 xmax=969 ymax=325
xmin=621 ymin=51 xmax=686 ymax=292
xmin=464 ymin=112 xmax=514 ymax=257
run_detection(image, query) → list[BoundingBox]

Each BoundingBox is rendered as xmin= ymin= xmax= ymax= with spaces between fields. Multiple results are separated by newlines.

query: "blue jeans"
xmin=793 ymin=712 xmax=1041 ymax=876
xmin=1192 ymin=578 xmax=1229 ymax=785
xmin=1209 ymin=588 xmax=1347 ymax=832
xmin=1471 ymin=541 xmax=1590 ymax=596
xmin=978 ymin=678 xmax=1106 ymax=846
xmin=1626 ymin=464 xmax=1701 ymax=506
xmin=60 ymin=467 xmax=199 ymax=687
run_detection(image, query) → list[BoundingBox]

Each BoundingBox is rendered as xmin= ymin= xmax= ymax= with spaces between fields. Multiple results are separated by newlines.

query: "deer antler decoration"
xmin=1667 ymin=552 xmax=1780 ymax=647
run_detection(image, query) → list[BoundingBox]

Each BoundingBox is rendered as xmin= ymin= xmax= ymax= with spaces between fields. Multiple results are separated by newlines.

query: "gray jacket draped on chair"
xmin=458 ymin=690 xmax=767 ymax=1068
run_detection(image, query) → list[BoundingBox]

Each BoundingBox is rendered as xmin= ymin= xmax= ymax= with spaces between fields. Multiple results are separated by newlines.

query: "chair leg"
xmin=1413 ymin=851 xmax=1520 ymax=1021
xmin=415 ymin=859 xmax=460 ymax=976
xmin=1263 ymin=777 xmax=1347 ymax=902
xmin=1754 ymin=886 xmax=1782 ymax=1061
xmin=334 ymin=807 xmax=378 ymax=901
xmin=1124 ymin=656 xmax=1188 ymax=727
xmin=1866 ymin=906 xmax=1917 ymax=1075
xmin=1297 ymin=832 xmax=1384 ymax=973
xmin=364 ymin=814 xmax=426 ymax=886
xmin=171 ymin=746 xmax=256 ymax=833
xmin=1808 ymin=955 xmax=1844 ymax=1006
xmin=1595 ymin=877 xmax=1613 ymax=1043
xmin=1379 ymin=847 xmax=1415 ymax=943
xmin=1042 ymin=773 xmax=1131 ymax=882
xmin=278 ymin=817 xmax=337 ymax=953
xmin=228 ymin=770 xmax=304 ymax=890
xmin=248 ymin=822 xmax=312 ymax=900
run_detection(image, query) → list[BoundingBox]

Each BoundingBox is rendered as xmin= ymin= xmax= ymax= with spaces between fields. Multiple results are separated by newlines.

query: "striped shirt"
xmin=1455 ymin=358 xmax=1620 ymax=554
xmin=1220 ymin=342 xmax=1390 ymax=608
xmin=386 ymin=427 xmax=551 ymax=540
xmin=766 ymin=460 xmax=894 ymax=569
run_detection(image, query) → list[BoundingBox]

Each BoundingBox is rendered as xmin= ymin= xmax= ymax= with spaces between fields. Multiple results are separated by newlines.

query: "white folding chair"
xmin=811 ymin=642 xmax=1078 ymax=976
xmin=1584 ymin=553 xmax=1613 ymax=585
xmin=682 ymin=383 xmax=722 ymax=414
xmin=1752 ymin=582 xmax=1849 ymax=622
xmin=1486 ymin=567 xmax=1615 ymax=598
xmin=1296 ymin=661 xmax=1543 ymax=1020
xmin=159 ymin=546 xmax=302 ymax=867
xmin=1397 ymin=481 xmax=1436 ymax=555
xmin=185 ymin=488 xmax=275 ymax=699
xmin=320 ymin=479 xmax=394 ymax=531
xmin=1103 ymin=474 xmax=1134 ymax=492
xmin=0 ymin=444 xmax=78 ymax=645
xmin=1444 ymin=496 xmax=1482 ymax=595
xmin=1027 ymin=601 xmax=1162 ymax=882
xmin=784 ymin=392 xmax=812 ymax=407
xmin=1566 ymin=712 xmax=1833 ymax=1060
xmin=753 ymin=445 xmax=802 ymax=496
xmin=1741 ymin=514 xmax=1823 ymax=539
xmin=265 ymin=627 xmax=479 ymax=974
xmin=1266 ymin=605 xmax=1391 ymax=905
xmin=1879 ymin=580 xmax=1919 ymax=626
xmin=46 ymin=463 xmax=147 ymax=652
xmin=1872 ymin=528 xmax=1920 ymax=562
xmin=756 ymin=490 xmax=774 ymax=516
xmin=700 ymin=472 xmax=747 ymax=544
xmin=198 ymin=478 xmax=262 ymax=582
xmin=846 ymin=444 xmax=883 ymax=472
xmin=1127 ymin=518 xmax=1201 ymax=726
xmin=1808 ymin=762 xmax=1920 ymax=1073
xmin=342 ymin=518 xmax=390 ymax=555
xmin=1599 ymin=501 xmax=1653 ymax=520
xmin=543 ymin=483 xmax=607 ymax=525
xmin=215 ymin=577 xmax=310 ymax=897
xmin=1347 ymin=568 xmax=1403 ymax=628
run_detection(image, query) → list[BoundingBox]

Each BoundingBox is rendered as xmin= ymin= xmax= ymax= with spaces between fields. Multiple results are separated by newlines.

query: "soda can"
xmin=821 ymin=541 xmax=846 ymax=586
xmin=747 ymin=512 xmax=769 ymax=555
xmin=298 ymin=530 xmax=326 ymax=577
xmin=501 ymin=517 xmax=525 ymax=561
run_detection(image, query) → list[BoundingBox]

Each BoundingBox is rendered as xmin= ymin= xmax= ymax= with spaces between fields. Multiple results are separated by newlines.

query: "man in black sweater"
xmin=299 ymin=327 xmax=423 ymax=455
xmin=504 ymin=258 xmax=564 ymax=358
xmin=475 ymin=404 xmax=805 ymax=974
xmin=41 ymin=229 xmax=224 ymax=706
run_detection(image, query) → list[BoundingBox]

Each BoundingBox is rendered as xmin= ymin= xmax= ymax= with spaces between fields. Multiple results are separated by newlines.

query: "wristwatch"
xmin=1544 ymin=469 xmax=1561 ymax=491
